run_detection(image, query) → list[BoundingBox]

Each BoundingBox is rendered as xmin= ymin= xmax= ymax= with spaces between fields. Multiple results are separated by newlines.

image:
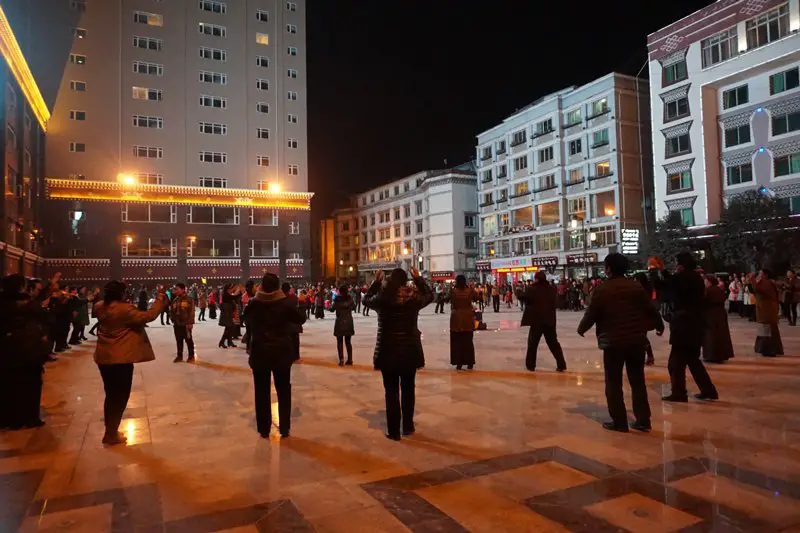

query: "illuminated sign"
xmin=621 ymin=228 xmax=640 ymax=255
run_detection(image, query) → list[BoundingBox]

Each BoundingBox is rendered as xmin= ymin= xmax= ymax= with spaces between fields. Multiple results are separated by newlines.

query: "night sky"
xmin=306 ymin=0 xmax=705 ymax=218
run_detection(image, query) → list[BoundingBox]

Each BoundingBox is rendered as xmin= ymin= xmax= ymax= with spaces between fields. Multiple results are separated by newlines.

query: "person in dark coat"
xmin=578 ymin=254 xmax=664 ymax=433
xmin=281 ymin=283 xmax=302 ymax=362
xmin=634 ymin=273 xmax=656 ymax=365
xmin=445 ymin=275 xmax=476 ymax=370
xmin=662 ymin=252 xmax=719 ymax=402
xmin=331 ymin=285 xmax=355 ymax=366
xmin=245 ymin=273 xmax=307 ymax=438
xmin=516 ymin=271 xmax=567 ymax=372
xmin=314 ymin=288 xmax=326 ymax=319
xmin=364 ymin=267 xmax=433 ymax=440
xmin=702 ymin=275 xmax=734 ymax=363
xmin=218 ymin=284 xmax=241 ymax=348
xmin=754 ymin=269 xmax=783 ymax=357
xmin=137 ymin=287 xmax=148 ymax=311
xmin=68 ymin=287 xmax=91 ymax=344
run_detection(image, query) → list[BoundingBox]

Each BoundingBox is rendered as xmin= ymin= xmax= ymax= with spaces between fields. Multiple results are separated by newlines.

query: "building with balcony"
xmin=648 ymin=0 xmax=800 ymax=226
xmin=475 ymin=73 xmax=652 ymax=282
xmin=326 ymin=164 xmax=478 ymax=283
xmin=40 ymin=0 xmax=312 ymax=283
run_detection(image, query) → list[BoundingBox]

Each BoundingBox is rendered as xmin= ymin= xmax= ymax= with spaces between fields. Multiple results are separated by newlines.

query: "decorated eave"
xmin=45 ymin=178 xmax=314 ymax=211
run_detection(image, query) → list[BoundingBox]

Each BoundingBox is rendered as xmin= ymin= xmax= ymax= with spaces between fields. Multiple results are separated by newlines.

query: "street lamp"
xmin=117 ymin=173 xmax=136 ymax=186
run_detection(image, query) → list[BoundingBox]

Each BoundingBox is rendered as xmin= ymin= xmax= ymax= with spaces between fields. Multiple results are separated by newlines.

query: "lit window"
xmin=132 ymin=87 xmax=162 ymax=101
xmin=257 ymin=156 xmax=270 ymax=167
xmin=133 ymin=11 xmax=163 ymax=26
xmin=70 ymin=54 xmax=86 ymax=65
xmin=72 ymin=28 xmax=87 ymax=39
xmin=256 ymin=33 xmax=269 ymax=45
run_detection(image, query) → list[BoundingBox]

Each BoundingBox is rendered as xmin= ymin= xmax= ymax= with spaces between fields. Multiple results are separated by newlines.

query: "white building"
xmin=328 ymin=164 xmax=478 ymax=282
xmin=475 ymin=73 xmax=652 ymax=282
xmin=648 ymin=0 xmax=800 ymax=226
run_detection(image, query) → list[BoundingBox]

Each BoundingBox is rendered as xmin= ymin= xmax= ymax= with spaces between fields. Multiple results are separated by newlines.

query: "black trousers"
xmin=492 ymin=296 xmax=500 ymax=312
xmin=220 ymin=326 xmax=237 ymax=345
xmin=381 ymin=369 xmax=416 ymax=437
xmin=355 ymin=301 xmax=361 ymax=313
xmin=526 ymin=325 xmax=566 ymax=370
xmin=604 ymin=346 xmax=650 ymax=427
xmin=173 ymin=325 xmax=195 ymax=357
xmin=68 ymin=323 xmax=85 ymax=344
xmin=252 ymin=366 xmax=292 ymax=435
xmin=160 ymin=310 xmax=171 ymax=325
xmin=336 ymin=335 xmax=352 ymax=362
xmin=198 ymin=307 xmax=206 ymax=321
xmin=291 ymin=332 xmax=300 ymax=361
xmin=434 ymin=300 xmax=445 ymax=314
xmin=667 ymin=345 xmax=717 ymax=399
xmin=98 ymin=363 xmax=134 ymax=436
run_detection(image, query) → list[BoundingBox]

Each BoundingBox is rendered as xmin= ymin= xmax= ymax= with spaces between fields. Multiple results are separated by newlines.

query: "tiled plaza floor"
xmin=2 ymin=306 xmax=800 ymax=532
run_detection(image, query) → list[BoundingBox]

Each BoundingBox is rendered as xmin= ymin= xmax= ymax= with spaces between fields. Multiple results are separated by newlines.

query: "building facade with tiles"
xmin=325 ymin=164 xmax=478 ymax=283
xmin=475 ymin=73 xmax=652 ymax=282
xmin=648 ymin=0 xmax=800 ymax=226
xmin=40 ymin=0 xmax=312 ymax=283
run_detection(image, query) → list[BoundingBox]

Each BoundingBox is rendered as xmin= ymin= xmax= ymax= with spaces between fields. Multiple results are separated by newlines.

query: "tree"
xmin=711 ymin=190 xmax=800 ymax=272
xmin=641 ymin=212 xmax=692 ymax=270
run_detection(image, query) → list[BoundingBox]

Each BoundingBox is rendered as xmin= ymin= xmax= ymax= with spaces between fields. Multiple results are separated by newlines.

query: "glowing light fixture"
xmin=125 ymin=235 xmax=133 ymax=244
xmin=72 ymin=210 xmax=84 ymax=221
xmin=339 ymin=259 xmax=344 ymax=265
xmin=604 ymin=207 xmax=616 ymax=216
xmin=758 ymin=147 xmax=765 ymax=153
xmin=403 ymin=247 xmax=409 ymax=255
xmin=0 ymin=6 xmax=50 ymax=130
xmin=117 ymin=173 xmax=137 ymax=186
xmin=268 ymin=182 xmax=282 ymax=193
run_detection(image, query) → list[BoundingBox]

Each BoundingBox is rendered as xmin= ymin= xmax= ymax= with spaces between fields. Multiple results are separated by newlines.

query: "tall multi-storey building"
xmin=325 ymin=164 xmax=478 ymax=283
xmin=475 ymin=73 xmax=652 ymax=282
xmin=648 ymin=0 xmax=800 ymax=227
xmin=41 ymin=0 xmax=312 ymax=283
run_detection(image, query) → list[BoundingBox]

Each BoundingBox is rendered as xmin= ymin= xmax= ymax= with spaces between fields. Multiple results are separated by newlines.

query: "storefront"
xmin=489 ymin=256 xmax=559 ymax=285
xmin=475 ymin=260 xmax=492 ymax=283
xmin=565 ymin=253 xmax=600 ymax=280
xmin=431 ymin=270 xmax=455 ymax=283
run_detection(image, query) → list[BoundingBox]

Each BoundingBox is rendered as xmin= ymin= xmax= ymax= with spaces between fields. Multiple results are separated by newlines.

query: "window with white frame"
xmin=769 ymin=67 xmax=799 ymax=95
xmin=199 ymin=70 xmax=227 ymax=85
xmin=199 ymin=121 xmax=226 ymax=135
xmin=256 ymin=102 xmax=269 ymax=113
xmin=566 ymin=108 xmax=581 ymax=126
xmin=589 ymin=97 xmax=609 ymax=117
xmin=70 ymin=53 xmax=86 ymax=65
xmin=256 ymin=33 xmax=269 ymax=45
xmin=122 ymin=238 xmax=177 ymax=257
xmin=286 ymin=24 xmax=298 ymax=34
xmin=595 ymin=160 xmax=611 ymax=177
xmin=250 ymin=209 xmax=279 ymax=226
xmin=287 ymin=138 xmax=298 ymax=148
xmin=538 ymin=174 xmax=556 ymax=190
xmin=132 ymin=86 xmax=162 ymax=100
xmin=289 ymin=221 xmax=300 ymax=235
xmin=188 ymin=238 xmax=240 ymax=257
xmin=403 ymin=205 xmax=411 ymax=218
xmin=774 ymin=151 xmax=800 ymax=177
xmin=69 ymin=142 xmax=86 ymax=152
xmin=726 ymin=162 xmax=753 ymax=185
xmin=69 ymin=110 xmax=86 ymax=121
xmin=667 ymin=170 xmax=692 ymax=193
xmin=568 ymin=139 xmax=581 ymax=155
xmin=287 ymin=2 xmax=297 ymax=11
xmin=465 ymin=214 xmax=476 ymax=228
xmin=121 ymin=204 xmax=177 ymax=223
xmin=199 ymin=46 xmax=227 ymax=61
xmin=256 ymin=9 xmax=269 ymax=22
xmin=511 ymin=129 xmax=526 ymax=146
xmin=250 ymin=239 xmax=279 ymax=258
xmin=137 ymin=172 xmax=163 ymax=184
xmin=722 ymin=85 xmax=748 ymax=110
xmin=568 ymin=168 xmax=584 ymax=184
xmin=288 ymin=114 xmax=298 ymax=123
xmin=256 ymin=79 xmax=269 ymax=91
xmin=133 ymin=145 xmax=162 ymax=158
xmin=199 ymin=151 xmax=227 ymax=163
xmin=287 ymin=90 xmax=298 ymax=101
xmin=70 ymin=80 xmax=87 ymax=92
xmin=199 ymin=0 xmax=226 ymax=14
xmin=257 ymin=156 xmax=270 ymax=167
xmin=200 ymin=94 xmax=227 ymax=108
xmin=592 ymin=225 xmax=617 ymax=247
xmin=665 ymin=96 xmax=690 ymax=121
xmin=666 ymin=133 xmax=690 ymax=157
xmin=416 ymin=221 xmax=423 ymax=234
xmin=538 ymin=146 xmax=554 ymax=163
xmin=287 ymin=46 xmax=298 ymax=56
xmin=133 ymin=115 xmax=163 ymax=129
xmin=701 ymin=28 xmax=738 ymax=68
xmin=133 ymin=35 xmax=163 ymax=51
xmin=535 ymin=118 xmax=553 ymax=136
xmin=199 ymin=177 xmax=227 ymax=188
xmin=133 ymin=11 xmax=163 ymax=26
xmin=415 ymin=200 xmax=423 ymax=215
xmin=288 ymin=164 xmax=299 ymax=175
xmin=256 ymin=55 xmax=270 ymax=67
xmin=592 ymin=129 xmax=609 ymax=148
xmin=287 ymin=68 xmax=298 ymax=79
xmin=257 ymin=128 xmax=270 ymax=139
xmin=567 ymin=197 xmax=586 ymax=219
xmin=745 ymin=4 xmax=789 ymax=50
xmin=536 ymin=232 xmax=561 ymax=252
xmin=187 ymin=206 xmax=239 ymax=224
xmin=772 ymin=110 xmax=800 ymax=136
xmin=513 ymin=155 xmax=528 ymax=172
xmin=132 ymin=61 xmax=163 ymax=76
xmin=198 ymin=22 xmax=226 ymax=37
xmin=724 ymin=124 xmax=751 ymax=147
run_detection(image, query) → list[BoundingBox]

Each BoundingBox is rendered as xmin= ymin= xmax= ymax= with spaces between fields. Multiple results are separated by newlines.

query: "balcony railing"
xmin=479 ymin=200 xmax=494 ymax=208
xmin=481 ymin=176 xmax=493 ymax=184
xmin=566 ymin=177 xmax=587 ymax=186
xmin=510 ymin=138 xmax=527 ymax=147
xmin=496 ymin=196 xmax=509 ymax=204
xmin=564 ymin=120 xmax=582 ymax=129
xmin=531 ymin=128 xmax=554 ymax=139
xmin=586 ymin=107 xmax=610 ymax=121
xmin=480 ymin=153 xmax=492 ymax=161
xmin=496 ymin=146 xmax=506 ymax=155
xmin=590 ymin=140 xmax=610 ymax=149
xmin=588 ymin=172 xmax=614 ymax=181
xmin=510 ymin=190 xmax=531 ymax=199
xmin=533 ymin=184 xmax=558 ymax=193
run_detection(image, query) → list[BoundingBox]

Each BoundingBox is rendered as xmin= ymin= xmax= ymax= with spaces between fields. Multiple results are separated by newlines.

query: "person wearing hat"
xmin=93 ymin=281 xmax=167 ymax=445
xmin=244 ymin=273 xmax=307 ymax=438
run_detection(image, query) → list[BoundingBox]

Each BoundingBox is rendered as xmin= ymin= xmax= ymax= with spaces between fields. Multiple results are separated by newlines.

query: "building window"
xmin=121 ymin=204 xmax=177 ymax=224
xmin=567 ymin=197 xmax=586 ymax=219
xmin=256 ymin=102 xmax=269 ymax=113
xmin=287 ymin=68 xmax=298 ymax=79
xmin=133 ymin=145 xmax=163 ymax=159
xmin=535 ymin=118 xmax=553 ymax=136
xmin=132 ymin=61 xmax=164 ymax=76
xmin=256 ymin=9 xmax=269 ymax=22
xmin=257 ymin=156 xmax=270 ymax=167
xmin=511 ymin=129 xmax=526 ymax=146
xmin=745 ymin=4 xmax=789 ymax=49
xmin=465 ymin=234 xmax=478 ymax=249
xmin=393 ymin=208 xmax=401 ymax=220
xmin=288 ymin=114 xmax=298 ymax=123
xmin=775 ymin=151 xmax=800 ymax=177
xmin=250 ymin=209 xmax=279 ymax=226
xmin=286 ymin=24 xmax=298 ymax=34
xmin=589 ymin=97 xmax=609 ymax=117
xmin=568 ymin=139 xmax=582 ymax=155
xmin=288 ymin=46 xmax=298 ymax=56
xmin=662 ymin=60 xmax=687 ymax=86
xmin=724 ymin=124 xmax=751 ymax=147
xmin=199 ymin=151 xmax=227 ymax=163
xmin=199 ymin=177 xmax=227 ymax=188
xmin=187 ymin=207 xmax=239 ymax=225
xmin=513 ymin=155 xmax=528 ymax=172
xmin=701 ymin=28 xmax=738 ymax=68
xmin=73 ymin=28 xmax=87 ymax=39
xmin=70 ymin=53 xmax=86 ymax=65
xmin=199 ymin=94 xmax=227 ymax=108
xmin=591 ymin=129 xmax=609 ymax=148
xmin=403 ymin=205 xmax=411 ymax=218
xmin=69 ymin=142 xmax=86 ymax=152
xmin=666 ymin=134 xmax=690 ymax=157
xmin=538 ymin=174 xmax=556 ymax=190
xmin=770 ymin=67 xmax=800 ymax=95
xmin=664 ymin=97 xmax=690 ymax=121
xmin=69 ymin=249 xmax=86 ymax=258
xmin=567 ymin=168 xmax=584 ymax=184
xmin=137 ymin=173 xmax=163 ymax=184
xmin=726 ymin=162 xmax=753 ymax=185
xmin=772 ymin=110 xmax=800 ymax=136
xmin=536 ymin=233 xmax=561 ymax=252
xmin=132 ymin=35 xmax=163 ymax=51
xmin=566 ymin=109 xmax=581 ymax=126
xmin=678 ymin=208 xmax=695 ymax=226
xmin=198 ymin=22 xmax=226 ymax=38
xmin=133 ymin=115 xmax=163 ymax=129
xmin=249 ymin=240 xmax=278 ymax=258
xmin=403 ymin=222 xmax=411 ymax=236
xmin=200 ymin=46 xmax=227 ymax=61
xmin=188 ymin=238 xmax=241 ymax=258
xmin=287 ymin=138 xmax=298 ymax=148
xmin=288 ymin=164 xmax=299 ymax=175
xmin=667 ymin=170 xmax=692 ymax=193
xmin=132 ymin=86 xmax=162 ymax=100
xmin=256 ymin=33 xmax=269 ymax=45
xmin=256 ymin=55 xmax=270 ymax=67
xmin=199 ymin=121 xmax=226 ymax=135
xmin=199 ymin=0 xmax=227 ymax=14
xmin=70 ymin=0 xmax=86 ymax=12
xmin=287 ymin=91 xmax=298 ymax=101
xmin=415 ymin=200 xmax=423 ymax=215
xmin=538 ymin=146 xmax=554 ymax=163
xmin=133 ymin=11 xmax=163 ymax=26
xmin=289 ymin=222 xmax=300 ymax=235
xmin=257 ymin=128 xmax=270 ymax=139
xmin=595 ymin=160 xmax=611 ymax=177
xmin=70 ymin=80 xmax=87 ymax=92
xmin=464 ymin=215 xmax=476 ymax=228
xmin=722 ymin=85 xmax=748 ymax=110
xmin=69 ymin=110 xmax=86 ymax=121
xmin=256 ymin=79 xmax=269 ymax=91
xmin=287 ymin=2 xmax=298 ymax=11
xmin=199 ymin=70 xmax=227 ymax=85
xmin=415 ymin=221 xmax=423 ymax=234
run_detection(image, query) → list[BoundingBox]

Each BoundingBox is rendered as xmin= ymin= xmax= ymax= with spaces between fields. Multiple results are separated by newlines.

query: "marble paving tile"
xmin=585 ymin=493 xmax=702 ymax=533
xmin=19 ymin=502 xmax=113 ymax=533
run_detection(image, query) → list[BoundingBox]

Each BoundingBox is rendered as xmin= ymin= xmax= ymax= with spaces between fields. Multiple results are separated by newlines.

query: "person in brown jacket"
xmin=516 ymin=271 xmax=566 ymax=372
xmin=754 ymin=269 xmax=783 ymax=357
xmin=93 ymin=281 xmax=167 ymax=445
xmin=578 ymin=253 xmax=664 ymax=432
xmin=446 ymin=275 xmax=477 ymax=370
xmin=170 ymin=283 xmax=196 ymax=363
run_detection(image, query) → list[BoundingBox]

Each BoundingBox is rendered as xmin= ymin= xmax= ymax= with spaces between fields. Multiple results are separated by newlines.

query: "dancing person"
xmin=578 ymin=253 xmax=664 ymax=433
xmin=314 ymin=287 xmax=326 ymax=319
xmin=702 ymin=275 xmax=734 ymax=363
xmin=197 ymin=286 xmax=207 ymax=322
xmin=784 ymin=270 xmax=799 ymax=326
xmin=218 ymin=284 xmax=240 ymax=348
xmin=364 ymin=268 xmax=433 ymax=440
xmin=434 ymin=282 xmax=446 ymax=314
xmin=754 ymin=269 xmax=783 ymax=357
xmin=170 ymin=283 xmax=196 ymax=363
xmin=245 ymin=273 xmax=306 ymax=438
xmin=634 ymin=273 xmax=656 ymax=365
xmin=282 ymin=283 xmax=302 ymax=362
xmin=68 ymin=286 xmax=91 ymax=344
xmin=516 ymin=271 xmax=567 ymax=372
xmin=93 ymin=281 xmax=166 ymax=445
xmin=208 ymin=288 xmax=218 ymax=320
xmin=446 ymin=275 xmax=476 ymax=370
xmin=331 ymin=284 xmax=355 ymax=366
xmin=159 ymin=286 xmax=172 ymax=325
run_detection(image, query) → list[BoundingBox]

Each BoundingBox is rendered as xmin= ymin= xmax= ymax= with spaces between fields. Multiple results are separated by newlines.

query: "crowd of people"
xmin=0 ymin=253 xmax=796 ymax=443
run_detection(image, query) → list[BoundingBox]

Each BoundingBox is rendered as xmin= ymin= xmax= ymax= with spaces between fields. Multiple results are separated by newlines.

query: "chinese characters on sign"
xmin=621 ymin=228 xmax=640 ymax=255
